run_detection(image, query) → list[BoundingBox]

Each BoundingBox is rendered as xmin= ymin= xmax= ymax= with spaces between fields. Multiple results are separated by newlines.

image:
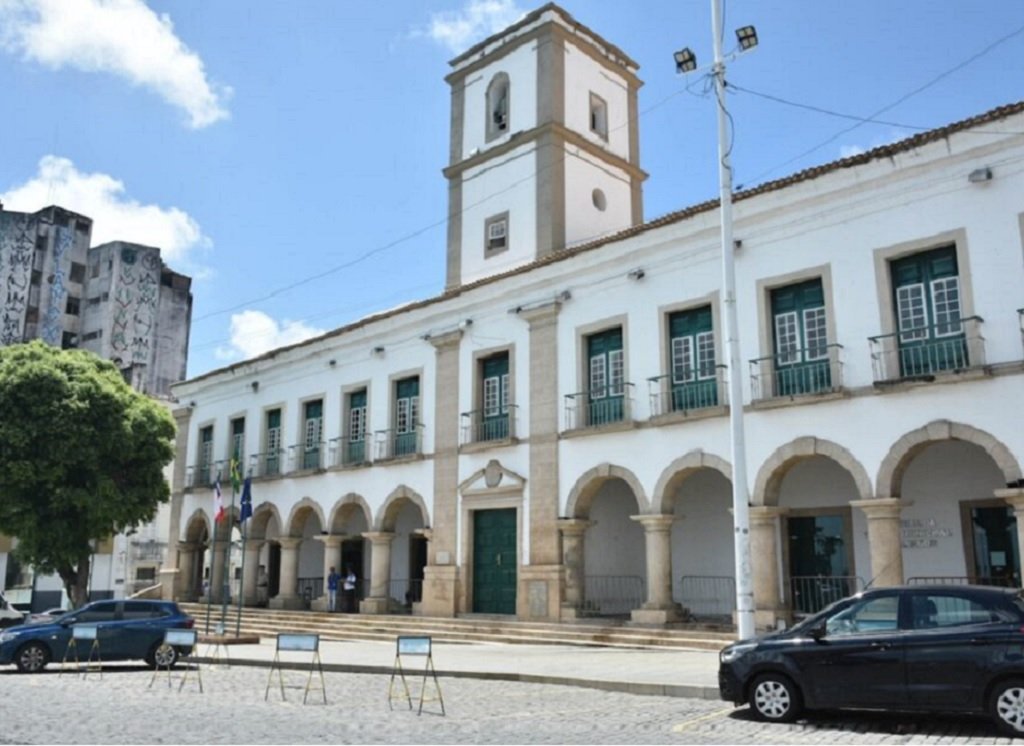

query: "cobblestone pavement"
xmin=0 ymin=665 xmax=1015 ymax=744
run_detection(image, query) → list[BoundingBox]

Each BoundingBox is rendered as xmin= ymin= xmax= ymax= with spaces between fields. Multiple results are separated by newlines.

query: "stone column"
xmin=175 ymin=542 xmax=198 ymax=601
xmin=750 ymin=506 xmax=788 ymax=630
xmin=558 ymin=519 xmax=591 ymax=619
xmin=270 ymin=537 xmax=305 ymax=610
xmin=241 ymin=540 xmax=262 ymax=606
xmin=360 ymin=532 xmax=396 ymax=614
xmin=422 ymin=329 xmax=462 ymax=617
xmin=997 ymin=488 xmax=1024 ymax=579
xmin=310 ymin=535 xmax=343 ymax=611
xmin=209 ymin=539 xmax=230 ymax=603
xmin=630 ymin=515 xmax=684 ymax=624
xmin=162 ymin=406 xmax=192 ymax=602
xmin=517 ymin=301 xmax=564 ymax=620
xmin=851 ymin=498 xmax=907 ymax=588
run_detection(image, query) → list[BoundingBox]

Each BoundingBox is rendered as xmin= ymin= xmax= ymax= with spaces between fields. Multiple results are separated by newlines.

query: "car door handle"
xmin=870 ymin=641 xmax=892 ymax=650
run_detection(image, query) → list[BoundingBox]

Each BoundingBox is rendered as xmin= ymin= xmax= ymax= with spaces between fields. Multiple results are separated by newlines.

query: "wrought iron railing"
xmin=297 ymin=576 xmax=324 ymax=607
xmin=460 ymin=406 xmax=518 ymax=445
xmin=374 ymin=424 xmax=425 ymax=460
xmin=790 ymin=575 xmax=864 ymax=616
xmin=288 ymin=441 xmax=325 ymax=472
xmin=564 ymin=384 xmax=634 ymax=430
xmin=647 ymin=367 xmax=725 ymax=417
xmin=869 ymin=316 xmax=984 ymax=382
xmin=679 ymin=575 xmax=735 ymax=620
xmin=130 ymin=540 xmax=166 ymax=562
xmin=328 ymin=436 xmax=369 ymax=467
xmin=749 ymin=343 xmax=843 ymax=400
xmin=249 ymin=449 xmax=285 ymax=478
xmin=579 ymin=574 xmax=644 ymax=617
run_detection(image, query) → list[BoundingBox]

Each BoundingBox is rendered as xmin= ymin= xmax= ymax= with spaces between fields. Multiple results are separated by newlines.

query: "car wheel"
xmin=991 ymin=679 xmax=1024 ymax=736
xmin=750 ymin=672 xmax=803 ymax=723
xmin=147 ymin=642 xmax=178 ymax=669
xmin=15 ymin=642 xmax=50 ymax=673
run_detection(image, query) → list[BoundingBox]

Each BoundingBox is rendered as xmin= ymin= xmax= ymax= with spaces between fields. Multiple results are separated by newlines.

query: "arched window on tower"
xmin=486 ymin=73 xmax=510 ymax=142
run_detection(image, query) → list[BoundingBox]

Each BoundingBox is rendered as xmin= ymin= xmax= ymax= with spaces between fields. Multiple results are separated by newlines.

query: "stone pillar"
xmin=517 ymin=301 xmax=563 ymax=621
xmin=422 ymin=329 xmax=462 ymax=617
xmin=176 ymin=544 xmax=197 ymax=601
xmin=209 ymin=539 xmax=230 ymax=603
xmin=558 ymin=519 xmax=591 ymax=619
xmin=360 ymin=532 xmax=396 ymax=614
xmin=630 ymin=515 xmax=684 ymax=624
xmin=241 ymin=541 xmax=262 ymax=606
xmin=750 ymin=506 xmax=788 ymax=630
xmin=997 ymin=488 xmax=1024 ymax=580
xmin=310 ymin=535 xmax=343 ymax=611
xmin=270 ymin=537 xmax=305 ymax=610
xmin=851 ymin=498 xmax=907 ymax=588
xmin=163 ymin=406 xmax=192 ymax=602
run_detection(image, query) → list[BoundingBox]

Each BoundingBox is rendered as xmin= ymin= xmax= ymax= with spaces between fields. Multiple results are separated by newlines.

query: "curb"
xmin=191 ymin=656 xmax=722 ymax=701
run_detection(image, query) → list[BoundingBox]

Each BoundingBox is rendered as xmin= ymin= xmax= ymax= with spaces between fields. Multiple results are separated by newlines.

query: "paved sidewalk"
xmin=194 ymin=636 xmax=725 ymax=700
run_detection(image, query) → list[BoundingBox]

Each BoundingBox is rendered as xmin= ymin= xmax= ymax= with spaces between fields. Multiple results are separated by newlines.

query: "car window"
xmin=826 ymin=595 xmax=899 ymax=636
xmin=122 ymin=601 xmax=166 ymax=620
xmin=911 ymin=593 xmax=1006 ymax=629
xmin=74 ymin=601 xmax=119 ymax=624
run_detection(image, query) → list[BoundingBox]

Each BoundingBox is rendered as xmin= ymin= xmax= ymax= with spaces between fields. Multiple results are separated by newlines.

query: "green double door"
xmin=472 ymin=509 xmax=517 ymax=615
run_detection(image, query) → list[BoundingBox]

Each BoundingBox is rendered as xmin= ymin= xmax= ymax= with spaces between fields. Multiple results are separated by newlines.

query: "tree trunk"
xmin=59 ymin=555 xmax=92 ymax=609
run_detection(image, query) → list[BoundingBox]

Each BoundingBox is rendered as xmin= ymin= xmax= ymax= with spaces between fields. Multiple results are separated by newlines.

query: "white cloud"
xmin=215 ymin=310 xmax=326 ymax=362
xmin=838 ymin=129 xmax=906 ymax=160
xmin=839 ymin=145 xmax=866 ymax=158
xmin=0 ymin=0 xmax=230 ymax=128
xmin=420 ymin=0 xmax=526 ymax=54
xmin=1 ymin=155 xmax=210 ymax=264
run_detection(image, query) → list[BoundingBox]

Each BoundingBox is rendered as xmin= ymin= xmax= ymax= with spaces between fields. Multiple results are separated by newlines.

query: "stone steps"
xmin=181 ymin=604 xmax=736 ymax=651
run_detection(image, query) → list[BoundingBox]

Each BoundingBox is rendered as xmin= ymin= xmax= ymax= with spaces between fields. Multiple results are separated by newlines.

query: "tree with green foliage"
xmin=0 ymin=341 xmax=176 ymax=608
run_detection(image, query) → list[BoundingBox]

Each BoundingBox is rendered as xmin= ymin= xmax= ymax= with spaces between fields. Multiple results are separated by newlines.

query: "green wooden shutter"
xmin=481 ymin=354 xmax=510 ymax=440
xmin=587 ymin=328 xmax=624 ymax=424
xmin=770 ymin=278 xmax=830 ymax=395
xmin=891 ymin=246 xmax=965 ymax=376
xmin=667 ymin=306 xmax=716 ymax=410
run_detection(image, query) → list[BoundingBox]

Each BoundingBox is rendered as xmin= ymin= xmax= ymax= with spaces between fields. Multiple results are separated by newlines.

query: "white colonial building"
xmin=166 ymin=5 xmax=1024 ymax=630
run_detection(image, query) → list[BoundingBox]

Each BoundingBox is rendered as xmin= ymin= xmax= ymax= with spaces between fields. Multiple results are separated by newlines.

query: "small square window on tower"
xmin=590 ymin=93 xmax=608 ymax=140
xmin=485 ymin=212 xmax=509 ymax=256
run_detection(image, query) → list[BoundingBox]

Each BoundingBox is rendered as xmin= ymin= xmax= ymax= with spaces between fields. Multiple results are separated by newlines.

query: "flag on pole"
xmin=230 ymin=458 xmax=242 ymax=493
xmin=239 ymin=477 xmax=253 ymax=523
xmin=214 ymin=478 xmax=225 ymax=523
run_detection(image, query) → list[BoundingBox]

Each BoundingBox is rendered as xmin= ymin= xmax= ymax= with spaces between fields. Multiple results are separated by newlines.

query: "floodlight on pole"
xmin=675 ymin=0 xmax=757 ymax=641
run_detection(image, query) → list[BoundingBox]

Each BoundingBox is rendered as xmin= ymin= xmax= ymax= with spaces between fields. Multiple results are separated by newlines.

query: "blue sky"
xmin=2 ymin=0 xmax=1022 ymax=379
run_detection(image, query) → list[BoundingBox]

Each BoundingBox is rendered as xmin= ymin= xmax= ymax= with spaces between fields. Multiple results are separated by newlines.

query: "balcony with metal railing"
xmin=374 ymin=424 xmax=425 ymax=461
xmin=130 ymin=539 xmax=166 ymax=562
xmin=749 ymin=343 xmax=844 ymax=401
xmin=564 ymin=384 xmax=634 ymax=432
xmin=287 ymin=441 xmax=326 ymax=472
xmin=647 ymin=366 xmax=726 ymax=419
xmin=248 ymin=449 xmax=285 ymax=479
xmin=460 ymin=406 xmax=518 ymax=447
xmin=184 ymin=459 xmax=229 ymax=490
xmin=869 ymin=316 xmax=984 ymax=383
xmin=327 ymin=436 xmax=370 ymax=468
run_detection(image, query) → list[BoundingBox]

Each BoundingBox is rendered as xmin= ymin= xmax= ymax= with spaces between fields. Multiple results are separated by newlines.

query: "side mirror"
xmin=810 ymin=623 xmax=827 ymax=641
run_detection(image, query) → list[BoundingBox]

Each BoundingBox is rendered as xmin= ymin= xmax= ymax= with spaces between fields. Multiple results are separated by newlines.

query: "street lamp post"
xmin=676 ymin=0 xmax=757 ymax=640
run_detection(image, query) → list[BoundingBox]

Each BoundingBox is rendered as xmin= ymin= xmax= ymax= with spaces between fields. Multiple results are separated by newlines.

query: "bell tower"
xmin=443 ymin=4 xmax=646 ymax=290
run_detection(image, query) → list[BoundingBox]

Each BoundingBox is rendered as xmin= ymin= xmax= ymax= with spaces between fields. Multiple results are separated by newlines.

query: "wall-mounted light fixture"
xmin=968 ymin=167 xmax=992 ymax=183
xmin=328 ymin=359 xmax=337 ymax=367
xmin=188 ymin=400 xmax=196 ymax=408
xmin=250 ymin=381 xmax=259 ymax=392
xmin=372 ymin=346 xmax=385 ymax=357
xmin=627 ymin=268 xmax=645 ymax=281
xmin=459 ymin=318 xmax=474 ymax=330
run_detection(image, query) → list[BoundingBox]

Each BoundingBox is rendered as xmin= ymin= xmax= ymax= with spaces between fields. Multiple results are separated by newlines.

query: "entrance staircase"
xmin=180 ymin=603 xmax=736 ymax=651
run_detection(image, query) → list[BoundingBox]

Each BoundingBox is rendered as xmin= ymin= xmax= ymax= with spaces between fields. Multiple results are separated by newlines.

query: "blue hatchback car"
xmin=0 ymin=599 xmax=194 ymax=673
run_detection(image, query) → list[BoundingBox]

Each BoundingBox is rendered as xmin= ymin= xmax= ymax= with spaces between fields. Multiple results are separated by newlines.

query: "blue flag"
xmin=239 ymin=477 xmax=253 ymax=523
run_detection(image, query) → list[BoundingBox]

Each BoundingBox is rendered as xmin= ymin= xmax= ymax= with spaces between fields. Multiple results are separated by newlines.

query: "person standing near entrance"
xmin=343 ymin=566 xmax=357 ymax=613
xmin=257 ymin=565 xmax=269 ymax=607
xmin=326 ymin=566 xmax=341 ymax=612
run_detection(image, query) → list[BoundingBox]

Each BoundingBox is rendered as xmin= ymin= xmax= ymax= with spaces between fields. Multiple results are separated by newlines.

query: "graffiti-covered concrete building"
xmin=169 ymin=5 xmax=1023 ymax=629
xmin=0 ymin=206 xmax=192 ymax=608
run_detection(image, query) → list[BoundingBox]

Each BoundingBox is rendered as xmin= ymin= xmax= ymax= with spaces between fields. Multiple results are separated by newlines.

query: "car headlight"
xmin=0 ymin=631 xmax=18 ymax=644
xmin=720 ymin=642 xmax=757 ymax=664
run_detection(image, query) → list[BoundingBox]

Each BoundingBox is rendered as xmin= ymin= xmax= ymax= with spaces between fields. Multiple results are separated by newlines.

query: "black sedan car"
xmin=0 ymin=599 xmax=194 ymax=673
xmin=719 ymin=585 xmax=1024 ymax=736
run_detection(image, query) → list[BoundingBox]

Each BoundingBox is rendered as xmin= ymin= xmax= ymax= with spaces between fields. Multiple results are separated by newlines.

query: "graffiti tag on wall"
xmin=0 ymin=213 xmax=36 ymax=345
